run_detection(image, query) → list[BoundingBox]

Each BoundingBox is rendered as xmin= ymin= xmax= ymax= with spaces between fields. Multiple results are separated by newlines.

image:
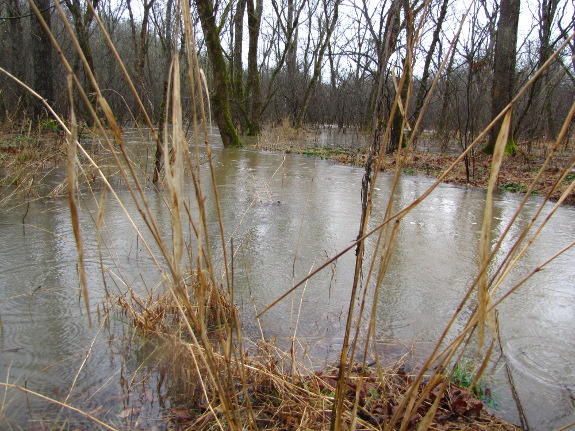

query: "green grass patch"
xmin=451 ymin=360 xmax=499 ymax=409
xmin=501 ymin=183 xmax=539 ymax=196
xmin=500 ymin=183 xmax=526 ymax=193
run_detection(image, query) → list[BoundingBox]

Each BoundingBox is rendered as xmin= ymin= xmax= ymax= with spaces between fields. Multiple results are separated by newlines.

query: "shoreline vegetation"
xmin=2 ymin=124 xmax=573 ymax=206
xmin=114 ymin=272 xmax=522 ymax=431
xmin=253 ymin=124 xmax=575 ymax=205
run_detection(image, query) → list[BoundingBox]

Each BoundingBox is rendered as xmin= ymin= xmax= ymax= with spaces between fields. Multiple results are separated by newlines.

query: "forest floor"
xmin=1 ymin=126 xmax=574 ymax=204
xmin=253 ymin=126 xmax=575 ymax=205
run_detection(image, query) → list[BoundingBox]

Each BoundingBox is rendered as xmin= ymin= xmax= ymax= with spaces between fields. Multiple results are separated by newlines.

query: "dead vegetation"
xmin=110 ymin=283 xmax=520 ymax=431
xmin=254 ymin=126 xmax=575 ymax=205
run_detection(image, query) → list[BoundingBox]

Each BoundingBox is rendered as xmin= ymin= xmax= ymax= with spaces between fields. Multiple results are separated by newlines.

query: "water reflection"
xmin=0 ymin=130 xmax=574 ymax=429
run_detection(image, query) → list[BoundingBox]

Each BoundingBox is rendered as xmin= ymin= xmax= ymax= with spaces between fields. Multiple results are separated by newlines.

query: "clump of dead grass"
xmin=110 ymin=281 xmax=520 ymax=431
xmin=255 ymin=119 xmax=320 ymax=151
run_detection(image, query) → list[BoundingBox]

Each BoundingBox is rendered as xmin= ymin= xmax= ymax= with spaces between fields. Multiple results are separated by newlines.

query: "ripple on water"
xmin=504 ymin=333 xmax=575 ymax=390
xmin=1 ymin=287 xmax=88 ymax=388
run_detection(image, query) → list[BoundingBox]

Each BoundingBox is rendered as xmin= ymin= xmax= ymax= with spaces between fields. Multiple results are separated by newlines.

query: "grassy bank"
xmin=253 ymin=125 xmax=575 ymax=205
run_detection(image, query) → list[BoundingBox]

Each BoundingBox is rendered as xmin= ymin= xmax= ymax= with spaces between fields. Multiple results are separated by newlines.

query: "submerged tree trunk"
xmin=194 ymin=0 xmax=242 ymax=147
xmin=153 ymin=80 xmax=168 ymax=184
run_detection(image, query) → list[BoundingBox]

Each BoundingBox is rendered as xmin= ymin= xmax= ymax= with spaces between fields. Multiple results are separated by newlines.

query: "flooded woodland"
xmin=0 ymin=127 xmax=574 ymax=430
xmin=1 ymin=0 xmax=575 ymax=427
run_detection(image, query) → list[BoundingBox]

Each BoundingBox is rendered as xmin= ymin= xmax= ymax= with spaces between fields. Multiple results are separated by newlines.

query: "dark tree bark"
xmin=6 ymin=0 xmax=27 ymax=109
xmin=63 ymin=0 xmax=101 ymax=123
xmin=485 ymin=0 xmax=520 ymax=154
xmin=63 ymin=0 xmax=100 ymax=78
xmin=367 ymin=0 xmax=401 ymax=140
xmin=232 ymin=0 xmax=246 ymax=106
xmin=152 ymin=0 xmax=174 ymax=184
xmin=30 ymin=0 xmax=54 ymax=120
xmin=194 ymin=0 xmax=242 ymax=147
xmin=245 ymin=0 xmax=263 ymax=135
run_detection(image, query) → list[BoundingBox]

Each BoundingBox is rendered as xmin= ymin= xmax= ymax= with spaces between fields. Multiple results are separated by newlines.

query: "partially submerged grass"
xmin=255 ymin=132 xmax=575 ymax=204
xmin=113 ymin=287 xmax=518 ymax=430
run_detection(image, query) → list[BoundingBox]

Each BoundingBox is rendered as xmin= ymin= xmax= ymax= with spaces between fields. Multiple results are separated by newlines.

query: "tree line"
xmin=1 ymin=0 xmax=574 ymax=151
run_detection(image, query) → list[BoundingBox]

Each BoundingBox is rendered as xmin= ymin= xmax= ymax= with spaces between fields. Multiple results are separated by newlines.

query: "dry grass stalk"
xmin=476 ymin=110 xmax=511 ymax=350
xmin=65 ymin=75 xmax=91 ymax=326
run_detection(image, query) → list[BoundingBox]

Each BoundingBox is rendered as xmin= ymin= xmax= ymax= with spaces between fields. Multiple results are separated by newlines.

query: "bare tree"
xmin=1 ymin=0 xmax=28 ymax=113
xmin=229 ymin=0 xmax=263 ymax=135
xmin=63 ymin=0 xmax=100 ymax=84
xmin=231 ymin=0 xmax=246 ymax=115
xmin=293 ymin=0 xmax=341 ymax=128
xmin=411 ymin=0 xmax=449 ymax=127
xmin=30 ymin=0 xmax=55 ymax=120
xmin=485 ymin=0 xmax=520 ymax=154
xmin=126 ymin=0 xmax=157 ymax=115
xmin=514 ymin=0 xmax=572 ymax=140
xmin=245 ymin=0 xmax=263 ymax=134
xmin=194 ymin=0 xmax=241 ymax=147
xmin=453 ymin=3 xmax=494 ymax=181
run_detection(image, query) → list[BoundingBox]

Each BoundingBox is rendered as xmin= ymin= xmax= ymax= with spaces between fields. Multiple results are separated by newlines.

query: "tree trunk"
xmin=286 ymin=0 xmax=300 ymax=121
xmin=194 ymin=0 xmax=242 ymax=147
xmin=232 ymin=0 xmax=246 ymax=106
xmin=245 ymin=0 xmax=263 ymax=135
xmin=485 ymin=0 xmax=520 ymax=154
xmin=64 ymin=0 xmax=100 ymax=123
xmin=514 ymin=0 xmax=559 ymax=140
xmin=6 ymin=0 xmax=27 ymax=110
xmin=30 ymin=0 xmax=54 ymax=120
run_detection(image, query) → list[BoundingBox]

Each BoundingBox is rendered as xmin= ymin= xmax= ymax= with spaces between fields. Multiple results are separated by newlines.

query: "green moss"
xmin=504 ymin=136 xmax=517 ymax=156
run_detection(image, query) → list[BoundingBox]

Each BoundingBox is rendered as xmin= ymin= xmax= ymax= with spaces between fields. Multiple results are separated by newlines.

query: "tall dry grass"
xmin=2 ymin=0 xmax=575 ymax=429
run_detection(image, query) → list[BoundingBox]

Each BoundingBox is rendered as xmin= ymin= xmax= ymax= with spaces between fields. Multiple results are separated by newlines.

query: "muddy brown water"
xmin=0 ymin=128 xmax=573 ymax=429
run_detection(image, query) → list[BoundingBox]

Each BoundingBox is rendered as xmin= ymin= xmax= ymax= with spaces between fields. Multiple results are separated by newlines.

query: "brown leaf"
xmin=465 ymin=400 xmax=483 ymax=418
xmin=169 ymin=408 xmax=195 ymax=422
xmin=450 ymin=394 xmax=469 ymax=416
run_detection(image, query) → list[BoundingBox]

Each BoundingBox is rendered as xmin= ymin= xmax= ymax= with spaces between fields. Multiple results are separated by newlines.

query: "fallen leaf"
xmin=169 ymin=408 xmax=195 ymax=421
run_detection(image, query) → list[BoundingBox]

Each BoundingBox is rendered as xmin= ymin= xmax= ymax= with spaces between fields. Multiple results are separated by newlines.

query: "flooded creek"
xmin=0 ymin=129 xmax=574 ymax=429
